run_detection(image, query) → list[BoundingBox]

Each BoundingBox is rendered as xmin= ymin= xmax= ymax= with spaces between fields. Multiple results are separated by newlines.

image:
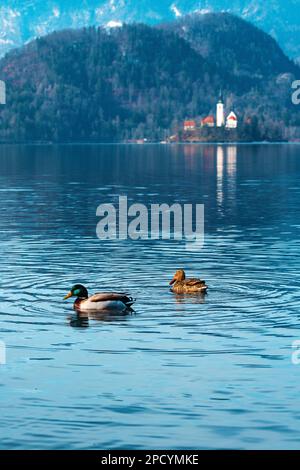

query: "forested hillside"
xmin=0 ymin=13 xmax=299 ymax=142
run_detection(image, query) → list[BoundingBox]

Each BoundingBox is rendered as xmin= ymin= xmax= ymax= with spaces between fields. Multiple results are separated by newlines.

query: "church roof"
xmin=227 ymin=112 xmax=237 ymax=120
xmin=202 ymin=116 xmax=215 ymax=124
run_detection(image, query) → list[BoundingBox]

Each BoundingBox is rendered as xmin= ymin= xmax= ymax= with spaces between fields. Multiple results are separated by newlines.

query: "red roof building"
xmin=201 ymin=116 xmax=215 ymax=127
xmin=184 ymin=120 xmax=196 ymax=131
xmin=226 ymin=111 xmax=238 ymax=129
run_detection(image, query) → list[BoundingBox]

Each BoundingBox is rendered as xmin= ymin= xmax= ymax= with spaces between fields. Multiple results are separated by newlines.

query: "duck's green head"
xmin=64 ymin=284 xmax=88 ymax=300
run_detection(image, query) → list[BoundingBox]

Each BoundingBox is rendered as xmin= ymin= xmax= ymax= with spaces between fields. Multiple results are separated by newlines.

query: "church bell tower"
xmin=216 ymin=91 xmax=225 ymax=127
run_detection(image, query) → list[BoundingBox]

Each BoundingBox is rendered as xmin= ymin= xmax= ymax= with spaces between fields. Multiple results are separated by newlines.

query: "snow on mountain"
xmin=0 ymin=1 xmax=299 ymax=61
xmin=171 ymin=4 xmax=182 ymax=18
xmin=106 ymin=20 xmax=123 ymax=28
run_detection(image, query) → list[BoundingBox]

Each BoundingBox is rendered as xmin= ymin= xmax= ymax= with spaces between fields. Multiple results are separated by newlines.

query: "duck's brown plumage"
xmin=169 ymin=270 xmax=208 ymax=294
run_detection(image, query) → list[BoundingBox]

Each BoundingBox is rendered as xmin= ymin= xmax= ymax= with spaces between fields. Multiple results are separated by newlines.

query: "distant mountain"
xmin=0 ymin=13 xmax=299 ymax=142
xmin=0 ymin=1 xmax=300 ymax=61
xmin=161 ymin=13 xmax=296 ymax=79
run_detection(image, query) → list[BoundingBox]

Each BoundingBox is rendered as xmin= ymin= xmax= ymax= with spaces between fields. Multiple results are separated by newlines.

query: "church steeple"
xmin=216 ymin=90 xmax=225 ymax=127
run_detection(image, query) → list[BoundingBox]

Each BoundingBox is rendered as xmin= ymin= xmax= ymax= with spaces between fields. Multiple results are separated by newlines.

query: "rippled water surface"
xmin=0 ymin=143 xmax=300 ymax=449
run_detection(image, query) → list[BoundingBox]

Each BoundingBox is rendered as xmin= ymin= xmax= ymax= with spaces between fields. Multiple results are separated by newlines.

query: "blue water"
xmin=0 ymin=143 xmax=300 ymax=450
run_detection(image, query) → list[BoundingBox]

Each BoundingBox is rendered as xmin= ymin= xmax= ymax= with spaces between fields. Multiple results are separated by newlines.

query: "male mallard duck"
xmin=169 ymin=270 xmax=208 ymax=294
xmin=64 ymin=284 xmax=135 ymax=312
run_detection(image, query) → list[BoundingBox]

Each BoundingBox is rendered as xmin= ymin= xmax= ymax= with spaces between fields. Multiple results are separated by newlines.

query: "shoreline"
xmin=0 ymin=141 xmax=298 ymax=146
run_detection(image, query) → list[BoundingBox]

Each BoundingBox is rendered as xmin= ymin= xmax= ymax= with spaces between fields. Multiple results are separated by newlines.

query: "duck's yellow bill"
xmin=64 ymin=291 xmax=73 ymax=300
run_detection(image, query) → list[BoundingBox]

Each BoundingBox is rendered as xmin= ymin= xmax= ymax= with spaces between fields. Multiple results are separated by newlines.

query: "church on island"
xmin=183 ymin=93 xmax=238 ymax=133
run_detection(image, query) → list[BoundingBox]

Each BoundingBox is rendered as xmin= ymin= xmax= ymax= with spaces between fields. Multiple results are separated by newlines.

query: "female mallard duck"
xmin=169 ymin=270 xmax=208 ymax=294
xmin=64 ymin=284 xmax=135 ymax=312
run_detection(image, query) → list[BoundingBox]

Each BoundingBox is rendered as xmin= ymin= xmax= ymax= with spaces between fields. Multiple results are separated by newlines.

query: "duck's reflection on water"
xmin=68 ymin=308 xmax=135 ymax=327
xmin=68 ymin=313 xmax=90 ymax=328
xmin=173 ymin=292 xmax=207 ymax=306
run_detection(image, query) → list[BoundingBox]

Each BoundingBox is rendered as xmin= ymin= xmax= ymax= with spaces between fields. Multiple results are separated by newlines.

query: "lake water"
xmin=0 ymin=143 xmax=300 ymax=450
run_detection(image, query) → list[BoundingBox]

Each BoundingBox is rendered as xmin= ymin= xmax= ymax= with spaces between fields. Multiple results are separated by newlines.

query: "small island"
xmin=167 ymin=92 xmax=283 ymax=143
